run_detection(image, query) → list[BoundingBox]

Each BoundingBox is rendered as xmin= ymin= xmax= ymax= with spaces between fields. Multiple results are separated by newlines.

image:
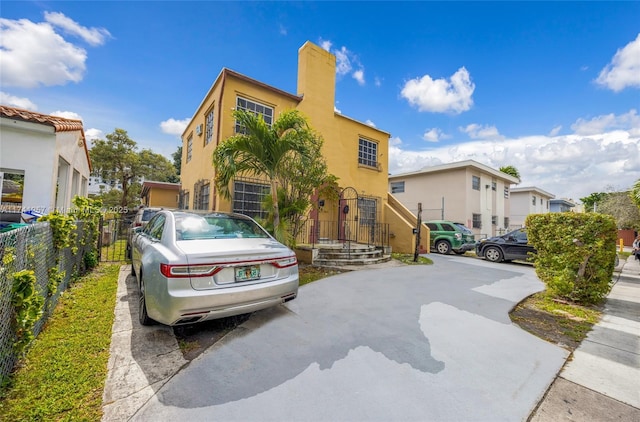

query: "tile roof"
xmin=1 ymin=104 xmax=91 ymax=171
xmin=0 ymin=105 xmax=84 ymax=132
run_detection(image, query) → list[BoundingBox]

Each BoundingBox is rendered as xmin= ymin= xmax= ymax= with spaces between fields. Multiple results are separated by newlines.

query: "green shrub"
xmin=10 ymin=270 xmax=44 ymax=356
xmin=526 ymin=212 xmax=617 ymax=304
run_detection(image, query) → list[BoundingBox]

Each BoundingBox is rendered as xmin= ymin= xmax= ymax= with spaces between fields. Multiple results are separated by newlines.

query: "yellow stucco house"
xmin=181 ymin=41 xmax=424 ymax=255
xmin=140 ymin=181 xmax=180 ymax=208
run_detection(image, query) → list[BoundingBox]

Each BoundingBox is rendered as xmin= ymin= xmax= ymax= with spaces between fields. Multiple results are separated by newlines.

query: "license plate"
xmin=235 ymin=265 xmax=260 ymax=282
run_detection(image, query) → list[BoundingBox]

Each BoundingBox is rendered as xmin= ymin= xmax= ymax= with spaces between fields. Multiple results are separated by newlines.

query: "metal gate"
xmin=337 ymin=187 xmax=380 ymax=244
xmin=97 ymin=216 xmax=132 ymax=262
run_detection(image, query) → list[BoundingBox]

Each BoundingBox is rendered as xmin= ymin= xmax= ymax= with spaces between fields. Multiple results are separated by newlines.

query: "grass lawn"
xmin=0 ymin=264 xmax=120 ymax=421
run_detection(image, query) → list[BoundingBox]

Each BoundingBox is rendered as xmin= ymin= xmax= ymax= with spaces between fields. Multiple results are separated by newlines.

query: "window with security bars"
xmin=504 ymin=217 xmax=510 ymax=229
xmin=205 ymin=107 xmax=214 ymax=145
xmin=194 ymin=182 xmax=209 ymax=210
xmin=358 ymin=138 xmax=378 ymax=168
xmin=357 ymin=197 xmax=378 ymax=226
xmin=233 ymin=180 xmax=269 ymax=219
xmin=235 ymin=97 xmax=273 ymax=134
xmin=492 ymin=215 xmax=498 ymax=226
xmin=472 ymin=213 xmax=482 ymax=229
xmin=186 ymin=135 xmax=193 ymax=162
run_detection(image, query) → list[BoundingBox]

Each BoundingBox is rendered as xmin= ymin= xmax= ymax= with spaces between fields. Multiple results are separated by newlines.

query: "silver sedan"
xmin=131 ymin=210 xmax=299 ymax=326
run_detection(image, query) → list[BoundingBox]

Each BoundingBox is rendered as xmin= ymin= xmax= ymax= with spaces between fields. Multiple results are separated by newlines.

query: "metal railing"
xmin=294 ymin=219 xmax=390 ymax=250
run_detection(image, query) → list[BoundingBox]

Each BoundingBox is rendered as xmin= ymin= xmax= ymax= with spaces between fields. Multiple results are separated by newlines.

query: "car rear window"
xmin=142 ymin=209 xmax=158 ymax=221
xmin=175 ymin=214 xmax=269 ymax=240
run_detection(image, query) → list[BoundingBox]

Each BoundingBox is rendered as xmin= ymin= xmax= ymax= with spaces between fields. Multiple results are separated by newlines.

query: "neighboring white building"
xmin=88 ymin=175 xmax=123 ymax=195
xmin=509 ymin=186 xmax=555 ymax=229
xmin=0 ymin=105 xmax=91 ymax=221
xmin=388 ymin=160 xmax=520 ymax=237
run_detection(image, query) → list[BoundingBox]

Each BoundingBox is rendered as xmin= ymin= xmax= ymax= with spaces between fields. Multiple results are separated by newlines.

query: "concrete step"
xmin=314 ymin=255 xmax=392 ymax=267
xmin=317 ymin=250 xmax=384 ymax=260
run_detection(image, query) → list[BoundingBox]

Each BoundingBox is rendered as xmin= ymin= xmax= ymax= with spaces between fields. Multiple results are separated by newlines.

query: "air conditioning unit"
xmin=195 ymin=124 xmax=203 ymax=136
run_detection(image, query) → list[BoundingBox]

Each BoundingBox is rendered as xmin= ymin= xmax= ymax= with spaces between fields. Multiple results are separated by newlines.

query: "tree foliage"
xmin=172 ymin=145 xmax=182 ymax=176
xmin=212 ymin=109 xmax=317 ymax=239
xmin=631 ymin=178 xmax=640 ymax=209
xmin=499 ymin=165 xmax=521 ymax=181
xmin=89 ymin=128 xmax=178 ymax=209
xmin=580 ymin=192 xmax=607 ymax=212
xmin=260 ymin=134 xmax=339 ymax=244
xmin=596 ymin=191 xmax=640 ymax=230
xmin=526 ymin=212 xmax=616 ymax=304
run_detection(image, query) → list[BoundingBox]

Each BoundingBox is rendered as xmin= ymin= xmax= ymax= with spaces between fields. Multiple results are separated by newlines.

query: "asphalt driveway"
xmin=129 ymin=255 xmax=568 ymax=421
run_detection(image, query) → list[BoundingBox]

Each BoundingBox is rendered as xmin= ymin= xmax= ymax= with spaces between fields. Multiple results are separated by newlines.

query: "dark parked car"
xmin=426 ymin=220 xmax=476 ymax=254
xmin=131 ymin=210 xmax=299 ymax=326
xmin=475 ymin=228 xmax=536 ymax=263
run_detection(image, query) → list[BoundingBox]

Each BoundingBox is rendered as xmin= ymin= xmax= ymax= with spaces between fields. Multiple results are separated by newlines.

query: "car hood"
xmin=176 ymin=238 xmax=293 ymax=264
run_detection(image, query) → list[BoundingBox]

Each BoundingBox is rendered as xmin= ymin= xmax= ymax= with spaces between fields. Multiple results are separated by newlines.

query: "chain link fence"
xmin=0 ymin=221 xmax=93 ymax=384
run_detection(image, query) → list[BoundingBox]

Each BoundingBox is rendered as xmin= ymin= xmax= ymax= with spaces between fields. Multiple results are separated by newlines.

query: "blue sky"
xmin=1 ymin=1 xmax=639 ymax=202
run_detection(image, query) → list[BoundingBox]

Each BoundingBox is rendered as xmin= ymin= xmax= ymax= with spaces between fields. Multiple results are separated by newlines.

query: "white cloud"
xmin=319 ymin=39 xmax=332 ymax=51
xmin=401 ymin=67 xmax=475 ymax=114
xmin=571 ymin=109 xmax=640 ymax=136
xmin=334 ymin=46 xmax=352 ymax=76
xmin=85 ymin=128 xmax=104 ymax=143
xmin=596 ymin=33 xmax=640 ymax=92
xmin=0 ymin=91 xmax=37 ymax=110
xmin=0 ymin=13 xmax=109 ymax=88
xmin=374 ymin=77 xmax=382 ymax=87
xmin=50 ymin=110 xmax=83 ymax=121
xmin=365 ymin=119 xmax=376 ymax=128
xmin=160 ymin=118 xmax=190 ymax=136
xmin=422 ymin=128 xmax=445 ymax=143
xmin=44 ymin=12 xmax=111 ymax=46
xmin=353 ymin=69 xmax=365 ymax=86
xmin=460 ymin=123 xmax=503 ymax=140
xmin=549 ymin=125 xmax=562 ymax=136
xmin=389 ymin=110 xmax=640 ymax=200
xmin=319 ymin=39 xmax=366 ymax=85
xmin=278 ymin=23 xmax=287 ymax=36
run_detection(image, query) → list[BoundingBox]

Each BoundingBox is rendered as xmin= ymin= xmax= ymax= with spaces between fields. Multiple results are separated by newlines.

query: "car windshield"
xmin=454 ymin=223 xmax=473 ymax=234
xmin=175 ymin=213 xmax=269 ymax=240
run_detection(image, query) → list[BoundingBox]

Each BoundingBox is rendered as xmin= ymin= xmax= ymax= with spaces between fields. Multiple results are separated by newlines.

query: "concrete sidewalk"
xmin=530 ymin=255 xmax=640 ymax=421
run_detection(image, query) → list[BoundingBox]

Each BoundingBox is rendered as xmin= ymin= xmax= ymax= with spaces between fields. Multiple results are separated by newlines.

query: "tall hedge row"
xmin=525 ymin=212 xmax=617 ymax=304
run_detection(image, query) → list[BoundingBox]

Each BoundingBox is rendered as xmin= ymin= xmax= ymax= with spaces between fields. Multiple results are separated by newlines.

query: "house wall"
xmin=181 ymin=72 xmax=300 ymax=212
xmin=1 ymin=118 xmax=89 ymax=217
xmin=181 ymin=41 xmax=396 ymax=248
xmin=389 ymin=164 xmax=515 ymax=238
xmin=54 ymin=130 xmax=90 ymax=211
xmin=146 ymin=188 xmax=179 ymax=208
xmin=510 ymin=190 xmax=553 ymax=228
xmin=1 ymin=120 xmax=57 ymax=212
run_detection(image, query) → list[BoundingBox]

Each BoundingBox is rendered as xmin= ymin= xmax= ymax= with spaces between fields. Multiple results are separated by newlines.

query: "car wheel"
xmin=435 ymin=240 xmax=451 ymax=254
xmin=484 ymin=246 xmax=503 ymax=263
xmin=139 ymin=274 xmax=155 ymax=326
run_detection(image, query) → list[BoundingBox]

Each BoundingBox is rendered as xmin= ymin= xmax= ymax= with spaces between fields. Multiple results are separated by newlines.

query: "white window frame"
xmin=235 ymin=97 xmax=274 ymax=134
xmin=358 ymin=138 xmax=378 ymax=168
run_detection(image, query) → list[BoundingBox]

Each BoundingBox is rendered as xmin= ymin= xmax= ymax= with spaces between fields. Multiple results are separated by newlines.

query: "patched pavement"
xmin=106 ymin=255 xmax=570 ymax=421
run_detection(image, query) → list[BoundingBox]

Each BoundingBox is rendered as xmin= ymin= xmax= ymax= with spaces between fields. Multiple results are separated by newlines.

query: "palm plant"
xmin=212 ymin=109 xmax=313 ymax=238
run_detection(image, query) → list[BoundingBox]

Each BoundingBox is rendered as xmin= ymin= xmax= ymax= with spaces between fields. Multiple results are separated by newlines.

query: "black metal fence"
xmin=294 ymin=219 xmax=390 ymax=249
xmin=98 ymin=216 xmax=132 ymax=262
